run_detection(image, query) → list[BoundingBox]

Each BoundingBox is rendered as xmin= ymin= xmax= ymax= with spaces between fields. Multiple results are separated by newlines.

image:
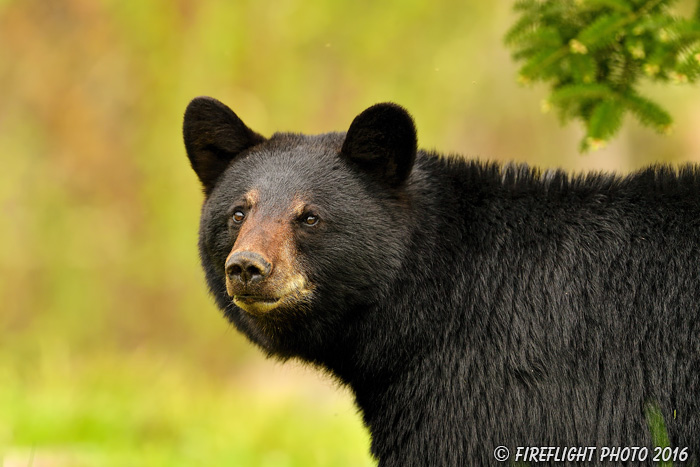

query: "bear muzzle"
xmin=226 ymin=251 xmax=272 ymax=285
xmin=224 ymin=250 xmax=313 ymax=315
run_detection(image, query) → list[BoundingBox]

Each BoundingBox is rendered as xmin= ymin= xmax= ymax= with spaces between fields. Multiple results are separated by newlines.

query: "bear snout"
xmin=225 ymin=251 xmax=272 ymax=286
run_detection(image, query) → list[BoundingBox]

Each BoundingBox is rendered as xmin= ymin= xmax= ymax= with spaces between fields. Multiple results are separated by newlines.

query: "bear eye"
xmin=302 ymin=213 xmax=319 ymax=226
xmin=232 ymin=209 xmax=246 ymax=223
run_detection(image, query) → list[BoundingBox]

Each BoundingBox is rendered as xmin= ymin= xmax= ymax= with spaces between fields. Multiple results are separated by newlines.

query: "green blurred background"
xmin=1 ymin=1 xmax=699 ymax=465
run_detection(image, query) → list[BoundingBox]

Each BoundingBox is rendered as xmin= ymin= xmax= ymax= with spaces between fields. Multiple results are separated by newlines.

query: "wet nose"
xmin=225 ymin=251 xmax=272 ymax=285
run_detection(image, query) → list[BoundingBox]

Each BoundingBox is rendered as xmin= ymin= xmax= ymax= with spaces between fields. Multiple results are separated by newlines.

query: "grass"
xmin=0 ymin=346 xmax=375 ymax=467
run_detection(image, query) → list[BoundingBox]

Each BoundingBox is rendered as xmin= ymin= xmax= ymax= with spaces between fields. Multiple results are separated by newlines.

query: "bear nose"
xmin=226 ymin=251 xmax=272 ymax=285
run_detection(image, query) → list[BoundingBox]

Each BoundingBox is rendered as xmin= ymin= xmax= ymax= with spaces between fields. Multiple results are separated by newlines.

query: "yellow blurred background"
xmin=2 ymin=1 xmax=700 ymax=465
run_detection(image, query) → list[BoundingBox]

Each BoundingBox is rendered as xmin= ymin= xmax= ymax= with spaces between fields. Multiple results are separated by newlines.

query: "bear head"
xmin=183 ymin=97 xmax=418 ymax=358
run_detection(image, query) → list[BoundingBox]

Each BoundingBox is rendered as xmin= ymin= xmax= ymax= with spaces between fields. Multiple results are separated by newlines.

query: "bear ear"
xmin=183 ymin=97 xmax=265 ymax=195
xmin=341 ymin=103 xmax=417 ymax=188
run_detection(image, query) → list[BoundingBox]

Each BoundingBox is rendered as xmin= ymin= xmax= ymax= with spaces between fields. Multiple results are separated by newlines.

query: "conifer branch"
xmin=506 ymin=0 xmax=700 ymax=151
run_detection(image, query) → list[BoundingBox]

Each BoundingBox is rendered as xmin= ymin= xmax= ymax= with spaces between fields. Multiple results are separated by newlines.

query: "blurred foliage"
xmin=645 ymin=403 xmax=673 ymax=467
xmin=506 ymin=0 xmax=700 ymax=151
xmin=1 ymin=0 xmax=700 ymax=465
xmin=0 ymin=350 xmax=371 ymax=466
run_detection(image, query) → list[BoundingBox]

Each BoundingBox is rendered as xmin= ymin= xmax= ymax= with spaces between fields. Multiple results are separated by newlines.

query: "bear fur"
xmin=183 ymin=97 xmax=700 ymax=465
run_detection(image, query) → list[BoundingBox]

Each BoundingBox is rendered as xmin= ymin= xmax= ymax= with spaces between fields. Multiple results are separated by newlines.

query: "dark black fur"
xmin=184 ymin=97 xmax=700 ymax=465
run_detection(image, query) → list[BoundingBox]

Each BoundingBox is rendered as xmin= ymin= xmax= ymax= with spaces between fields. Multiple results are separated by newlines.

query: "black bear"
xmin=183 ymin=97 xmax=700 ymax=465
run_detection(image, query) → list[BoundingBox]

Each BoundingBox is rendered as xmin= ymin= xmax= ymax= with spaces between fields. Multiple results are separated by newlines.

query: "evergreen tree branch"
xmin=506 ymin=0 xmax=700 ymax=151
